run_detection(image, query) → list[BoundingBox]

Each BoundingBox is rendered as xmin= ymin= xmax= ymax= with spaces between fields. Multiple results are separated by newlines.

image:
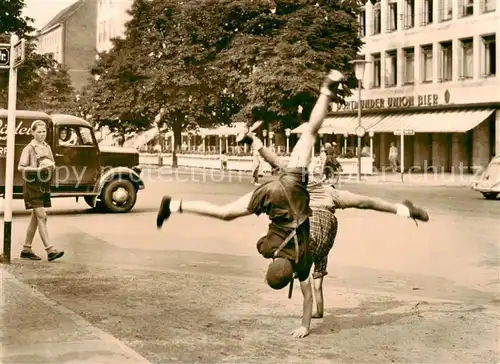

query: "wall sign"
xmin=336 ymin=91 xmax=450 ymax=112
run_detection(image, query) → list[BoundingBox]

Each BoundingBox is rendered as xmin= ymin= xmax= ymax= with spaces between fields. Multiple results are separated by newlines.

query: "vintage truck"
xmin=0 ymin=110 xmax=145 ymax=213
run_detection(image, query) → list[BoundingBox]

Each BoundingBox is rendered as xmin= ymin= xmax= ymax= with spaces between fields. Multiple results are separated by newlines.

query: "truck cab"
xmin=0 ymin=110 xmax=145 ymax=213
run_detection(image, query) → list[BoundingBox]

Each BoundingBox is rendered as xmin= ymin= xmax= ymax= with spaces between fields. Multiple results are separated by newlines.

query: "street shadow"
xmin=0 ymin=206 xmax=158 ymax=218
xmin=311 ymin=300 xmax=488 ymax=335
xmin=311 ymin=300 xmax=412 ymax=335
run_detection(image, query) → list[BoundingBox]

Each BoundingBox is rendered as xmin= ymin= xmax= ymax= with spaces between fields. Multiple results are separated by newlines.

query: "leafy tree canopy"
xmin=81 ymin=0 xmax=363 ymax=143
xmin=0 ymin=0 xmax=35 ymax=39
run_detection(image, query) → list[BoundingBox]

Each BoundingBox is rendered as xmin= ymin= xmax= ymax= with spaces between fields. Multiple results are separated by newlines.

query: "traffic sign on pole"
xmin=13 ymin=39 xmax=25 ymax=68
xmin=393 ymin=129 xmax=415 ymax=136
xmin=1 ymin=35 xmax=21 ymax=264
xmin=0 ymin=43 xmax=10 ymax=69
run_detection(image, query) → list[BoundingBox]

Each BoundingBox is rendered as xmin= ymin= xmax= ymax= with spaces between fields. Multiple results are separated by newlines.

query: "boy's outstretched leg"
xmin=287 ymin=70 xmax=345 ymax=170
xmin=156 ymin=192 xmax=254 ymax=228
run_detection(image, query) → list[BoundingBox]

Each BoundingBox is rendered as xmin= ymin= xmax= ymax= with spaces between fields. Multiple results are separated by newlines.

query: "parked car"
xmin=471 ymin=155 xmax=500 ymax=200
xmin=0 ymin=110 xmax=145 ymax=212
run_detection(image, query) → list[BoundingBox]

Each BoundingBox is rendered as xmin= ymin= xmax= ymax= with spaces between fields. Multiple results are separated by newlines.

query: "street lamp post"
xmin=349 ymin=59 xmax=371 ymax=182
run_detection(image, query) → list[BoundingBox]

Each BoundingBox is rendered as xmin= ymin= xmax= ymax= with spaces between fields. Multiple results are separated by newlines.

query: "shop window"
xmin=482 ymin=34 xmax=496 ymax=76
xmin=372 ymin=1 xmax=382 ymax=35
xmin=459 ymin=0 xmax=474 ymax=17
xmin=385 ymin=50 xmax=398 ymax=87
xmin=482 ymin=0 xmax=496 ymax=12
xmin=404 ymin=0 xmax=415 ymax=28
xmin=438 ymin=0 xmax=453 ymax=21
xmin=459 ymin=38 xmax=473 ymax=79
xmin=421 ymin=0 xmax=434 ymax=25
xmin=387 ymin=1 xmax=398 ymax=32
xmin=359 ymin=8 xmax=367 ymax=37
xmin=439 ymin=41 xmax=453 ymax=82
xmin=372 ymin=53 xmax=381 ymax=88
xmin=403 ymin=47 xmax=415 ymax=84
xmin=421 ymin=44 xmax=433 ymax=82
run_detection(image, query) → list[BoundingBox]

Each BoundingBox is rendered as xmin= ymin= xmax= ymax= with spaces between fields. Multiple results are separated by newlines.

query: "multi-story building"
xmin=323 ymin=0 xmax=499 ymax=173
xmin=36 ymin=0 xmax=97 ymax=91
xmin=96 ymin=0 xmax=134 ymax=53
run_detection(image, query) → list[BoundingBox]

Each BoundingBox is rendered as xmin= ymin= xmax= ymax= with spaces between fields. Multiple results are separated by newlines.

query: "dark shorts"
xmin=256 ymin=220 xmax=312 ymax=282
xmin=23 ymin=184 xmax=51 ymax=210
xmin=310 ymin=208 xmax=338 ymax=279
xmin=249 ymin=167 xmax=312 ymax=281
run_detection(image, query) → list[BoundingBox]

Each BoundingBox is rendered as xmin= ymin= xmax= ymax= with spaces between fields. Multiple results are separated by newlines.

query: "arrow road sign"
xmin=0 ymin=44 xmax=10 ymax=69
xmin=394 ymin=129 xmax=415 ymax=136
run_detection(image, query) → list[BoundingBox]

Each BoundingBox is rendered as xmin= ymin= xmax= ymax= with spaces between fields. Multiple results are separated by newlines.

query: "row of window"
xmin=369 ymin=34 xmax=496 ymax=88
xmin=39 ymin=30 xmax=61 ymax=47
xmin=97 ymin=20 xmax=115 ymax=43
xmin=360 ymin=0 xmax=496 ymax=37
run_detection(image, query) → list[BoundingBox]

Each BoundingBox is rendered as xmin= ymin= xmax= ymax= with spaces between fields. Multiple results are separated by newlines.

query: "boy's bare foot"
xmin=312 ymin=312 xmax=323 ymax=319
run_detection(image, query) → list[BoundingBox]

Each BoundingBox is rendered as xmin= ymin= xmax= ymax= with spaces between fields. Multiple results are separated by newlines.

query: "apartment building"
xmin=36 ymin=0 xmax=97 ymax=91
xmin=325 ymin=0 xmax=499 ymax=172
xmin=96 ymin=0 xmax=134 ymax=53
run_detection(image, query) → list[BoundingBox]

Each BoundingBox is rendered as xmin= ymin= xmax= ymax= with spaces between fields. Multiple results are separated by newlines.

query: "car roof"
xmin=50 ymin=114 xmax=92 ymax=128
xmin=0 ymin=109 xmax=50 ymax=119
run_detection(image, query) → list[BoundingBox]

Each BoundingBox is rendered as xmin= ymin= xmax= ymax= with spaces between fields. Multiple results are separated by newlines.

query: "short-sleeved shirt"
xmin=18 ymin=141 xmax=54 ymax=192
xmin=247 ymin=167 xmax=313 ymax=281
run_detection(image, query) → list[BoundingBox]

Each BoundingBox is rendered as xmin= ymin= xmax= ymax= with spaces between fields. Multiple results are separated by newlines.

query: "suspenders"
xmin=274 ymin=178 xmax=303 ymax=299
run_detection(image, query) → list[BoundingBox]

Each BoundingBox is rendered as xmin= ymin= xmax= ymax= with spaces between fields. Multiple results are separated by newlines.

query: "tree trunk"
xmin=172 ymin=119 xmax=182 ymax=168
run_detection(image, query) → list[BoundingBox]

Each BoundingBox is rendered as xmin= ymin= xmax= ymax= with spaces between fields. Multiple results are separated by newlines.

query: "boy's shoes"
xmin=236 ymin=121 xmax=263 ymax=145
xmin=402 ymin=200 xmax=429 ymax=223
xmin=20 ymin=250 xmax=42 ymax=260
xmin=48 ymin=250 xmax=64 ymax=262
xmin=157 ymin=196 xmax=172 ymax=228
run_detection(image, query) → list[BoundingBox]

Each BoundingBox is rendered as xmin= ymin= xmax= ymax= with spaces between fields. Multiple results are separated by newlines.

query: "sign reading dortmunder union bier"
xmin=335 ymin=90 xmax=451 ymax=112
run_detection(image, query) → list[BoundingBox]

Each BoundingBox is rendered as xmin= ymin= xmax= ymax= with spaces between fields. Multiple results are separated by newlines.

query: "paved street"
xmin=1 ymin=170 xmax=499 ymax=363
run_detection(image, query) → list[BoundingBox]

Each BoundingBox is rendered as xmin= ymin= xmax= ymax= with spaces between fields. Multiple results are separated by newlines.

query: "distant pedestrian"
xmin=17 ymin=120 xmax=64 ymax=262
xmin=389 ymin=142 xmax=398 ymax=172
xmin=220 ymin=150 xmax=228 ymax=170
xmin=252 ymin=148 xmax=261 ymax=185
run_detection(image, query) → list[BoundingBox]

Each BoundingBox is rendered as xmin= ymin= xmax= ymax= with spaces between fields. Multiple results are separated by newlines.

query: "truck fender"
xmin=95 ymin=167 xmax=145 ymax=196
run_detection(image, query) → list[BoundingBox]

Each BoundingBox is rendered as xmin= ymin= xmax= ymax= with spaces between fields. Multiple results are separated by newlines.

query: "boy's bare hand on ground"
xmin=291 ymin=326 xmax=310 ymax=338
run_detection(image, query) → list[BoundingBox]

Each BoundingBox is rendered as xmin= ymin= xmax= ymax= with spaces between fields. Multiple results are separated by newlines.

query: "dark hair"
xmin=266 ymin=258 xmax=293 ymax=290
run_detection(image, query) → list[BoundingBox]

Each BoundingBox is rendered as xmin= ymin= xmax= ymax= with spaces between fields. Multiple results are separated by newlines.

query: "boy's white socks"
xmin=396 ymin=203 xmax=410 ymax=217
xmin=252 ymin=137 xmax=263 ymax=152
xmin=170 ymin=200 xmax=182 ymax=213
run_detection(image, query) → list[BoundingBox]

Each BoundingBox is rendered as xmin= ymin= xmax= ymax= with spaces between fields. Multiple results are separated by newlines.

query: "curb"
xmin=140 ymin=164 xmax=474 ymax=187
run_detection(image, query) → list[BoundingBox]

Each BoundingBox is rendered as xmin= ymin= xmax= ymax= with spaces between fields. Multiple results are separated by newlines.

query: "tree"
xmin=0 ymin=0 xmax=77 ymax=113
xmin=211 ymin=0 xmax=363 ymax=132
xmin=83 ymin=0 xmax=235 ymax=150
xmin=79 ymin=1 xmax=160 ymax=138
xmin=37 ymin=64 xmax=78 ymax=114
xmin=0 ymin=0 xmax=35 ymax=39
xmin=0 ymin=41 xmax=57 ymax=109
xmin=82 ymin=0 xmax=363 ymax=152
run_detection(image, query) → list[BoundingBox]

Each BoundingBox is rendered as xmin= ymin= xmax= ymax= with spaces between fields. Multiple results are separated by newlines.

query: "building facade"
xmin=96 ymin=0 xmax=134 ymax=53
xmin=36 ymin=0 xmax=97 ymax=92
xmin=320 ymin=0 xmax=499 ymax=173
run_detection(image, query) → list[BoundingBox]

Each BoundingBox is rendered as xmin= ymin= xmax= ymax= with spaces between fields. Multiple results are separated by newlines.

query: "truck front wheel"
xmin=101 ymin=179 xmax=137 ymax=213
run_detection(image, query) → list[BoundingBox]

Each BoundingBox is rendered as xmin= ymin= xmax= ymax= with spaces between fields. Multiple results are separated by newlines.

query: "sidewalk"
xmin=141 ymin=165 xmax=477 ymax=187
xmin=1 ymin=269 xmax=151 ymax=364
xmin=339 ymin=172 xmax=477 ymax=187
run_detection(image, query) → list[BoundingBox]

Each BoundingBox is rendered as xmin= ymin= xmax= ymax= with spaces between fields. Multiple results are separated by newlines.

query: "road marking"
xmin=2 ymin=270 xmax=151 ymax=364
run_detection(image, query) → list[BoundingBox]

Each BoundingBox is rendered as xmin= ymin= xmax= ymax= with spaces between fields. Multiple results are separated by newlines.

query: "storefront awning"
xmin=200 ymin=122 xmax=246 ymax=136
xmin=291 ymin=115 xmax=383 ymax=134
xmin=368 ymin=109 xmax=495 ymax=133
